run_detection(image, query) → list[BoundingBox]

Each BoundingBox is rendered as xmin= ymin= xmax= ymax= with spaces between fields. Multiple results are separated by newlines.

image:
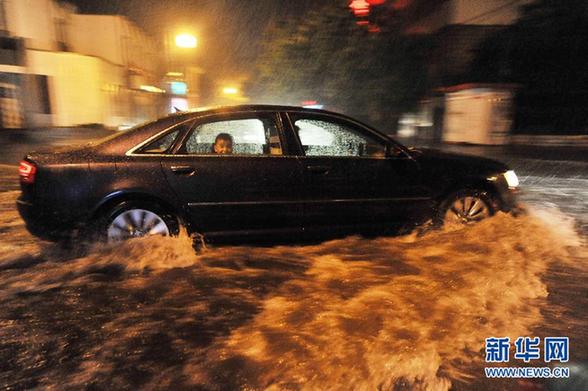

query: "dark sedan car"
xmin=17 ymin=105 xmax=519 ymax=243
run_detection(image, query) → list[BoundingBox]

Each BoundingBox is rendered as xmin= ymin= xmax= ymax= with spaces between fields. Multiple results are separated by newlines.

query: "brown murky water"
xmin=0 ymin=190 xmax=586 ymax=390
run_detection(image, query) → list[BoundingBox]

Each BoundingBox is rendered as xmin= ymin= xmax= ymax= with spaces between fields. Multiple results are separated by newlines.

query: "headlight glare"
xmin=504 ymin=170 xmax=519 ymax=188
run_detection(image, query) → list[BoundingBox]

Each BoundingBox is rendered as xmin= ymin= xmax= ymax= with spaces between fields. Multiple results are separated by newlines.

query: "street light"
xmin=222 ymin=87 xmax=238 ymax=95
xmin=175 ymin=33 xmax=197 ymax=48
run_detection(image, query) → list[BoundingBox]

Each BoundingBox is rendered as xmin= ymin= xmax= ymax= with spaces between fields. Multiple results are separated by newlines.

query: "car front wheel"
xmin=436 ymin=189 xmax=495 ymax=228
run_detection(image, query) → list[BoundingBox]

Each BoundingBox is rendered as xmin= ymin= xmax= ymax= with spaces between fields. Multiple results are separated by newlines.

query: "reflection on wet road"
xmin=0 ymin=189 xmax=586 ymax=390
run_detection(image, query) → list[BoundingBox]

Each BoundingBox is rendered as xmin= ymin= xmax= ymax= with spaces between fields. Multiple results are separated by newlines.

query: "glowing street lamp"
xmin=175 ymin=33 xmax=198 ymax=48
xmin=222 ymin=87 xmax=239 ymax=95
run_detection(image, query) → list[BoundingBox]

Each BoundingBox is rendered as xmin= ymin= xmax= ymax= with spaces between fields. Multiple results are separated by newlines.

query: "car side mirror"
xmin=386 ymin=143 xmax=409 ymax=158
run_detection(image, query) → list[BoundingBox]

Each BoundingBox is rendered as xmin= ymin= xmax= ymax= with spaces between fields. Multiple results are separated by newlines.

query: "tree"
xmin=248 ymin=0 xmax=430 ymax=131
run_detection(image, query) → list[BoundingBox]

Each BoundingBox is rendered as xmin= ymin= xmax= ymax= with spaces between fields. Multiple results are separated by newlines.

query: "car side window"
xmin=137 ymin=121 xmax=191 ymax=154
xmin=294 ymin=118 xmax=386 ymax=157
xmin=182 ymin=116 xmax=283 ymax=155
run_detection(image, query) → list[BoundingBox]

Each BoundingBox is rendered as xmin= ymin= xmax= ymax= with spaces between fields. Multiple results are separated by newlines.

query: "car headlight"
xmin=503 ymin=170 xmax=519 ymax=189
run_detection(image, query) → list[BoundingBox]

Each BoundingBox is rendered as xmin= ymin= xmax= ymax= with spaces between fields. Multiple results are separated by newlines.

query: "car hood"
xmin=408 ymin=147 xmax=509 ymax=176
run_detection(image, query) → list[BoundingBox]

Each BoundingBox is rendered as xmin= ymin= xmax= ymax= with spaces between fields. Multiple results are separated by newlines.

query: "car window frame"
xmin=284 ymin=111 xmax=398 ymax=159
xmin=126 ymin=118 xmax=196 ymax=156
xmin=171 ymin=111 xmax=292 ymax=157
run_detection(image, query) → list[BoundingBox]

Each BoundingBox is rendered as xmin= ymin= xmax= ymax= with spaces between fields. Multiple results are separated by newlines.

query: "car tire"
xmin=96 ymin=200 xmax=179 ymax=243
xmin=435 ymin=189 xmax=496 ymax=229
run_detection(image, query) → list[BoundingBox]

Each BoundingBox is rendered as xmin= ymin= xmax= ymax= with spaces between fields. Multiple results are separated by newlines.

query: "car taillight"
xmin=19 ymin=160 xmax=37 ymax=184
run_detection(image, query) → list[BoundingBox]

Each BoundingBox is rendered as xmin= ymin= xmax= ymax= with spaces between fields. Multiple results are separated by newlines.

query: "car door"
xmin=285 ymin=112 xmax=432 ymax=237
xmin=160 ymin=111 xmax=305 ymax=240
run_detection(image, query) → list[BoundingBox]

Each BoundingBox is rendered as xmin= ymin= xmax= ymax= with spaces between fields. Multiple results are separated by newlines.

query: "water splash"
xmin=201 ymin=213 xmax=577 ymax=390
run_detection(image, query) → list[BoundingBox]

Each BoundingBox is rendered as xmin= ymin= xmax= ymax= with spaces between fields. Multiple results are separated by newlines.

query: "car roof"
xmin=169 ymin=104 xmax=350 ymax=122
xmin=168 ymin=104 xmax=388 ymax=137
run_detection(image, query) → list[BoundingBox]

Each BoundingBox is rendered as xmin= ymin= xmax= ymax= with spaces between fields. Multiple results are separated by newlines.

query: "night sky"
xmin=67 ymin=0 xmax=319 ymax=79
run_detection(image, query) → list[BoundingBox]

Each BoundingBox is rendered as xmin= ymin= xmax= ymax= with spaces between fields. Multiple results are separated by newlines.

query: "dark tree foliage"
xmin=471 ymin=0 xmax=588 ymax=133
xmin=248 ymin=0 xmax=430 ymax=130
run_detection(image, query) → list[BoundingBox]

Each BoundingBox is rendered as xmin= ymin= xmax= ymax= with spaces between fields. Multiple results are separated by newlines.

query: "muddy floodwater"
xmin=0 ymin=190 xmax=586 ymax=390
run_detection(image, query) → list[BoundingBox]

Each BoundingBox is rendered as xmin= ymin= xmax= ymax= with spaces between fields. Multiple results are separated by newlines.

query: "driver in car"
xmin=213 ymin=133 xmax=233 ymax=154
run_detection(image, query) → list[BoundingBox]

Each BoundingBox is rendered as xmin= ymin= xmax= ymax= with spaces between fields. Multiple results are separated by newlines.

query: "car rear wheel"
xmin=436 ymin=189 xmax=495 ymax=229
xmin=100 ymin=201 xmax=179 ymax=242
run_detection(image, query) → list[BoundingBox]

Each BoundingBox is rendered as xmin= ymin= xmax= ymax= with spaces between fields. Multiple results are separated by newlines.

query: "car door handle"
xmin=306 ymin=165 xmax=331 ymax=174
xmin=170 ymin=165 xmax=196 ymax=176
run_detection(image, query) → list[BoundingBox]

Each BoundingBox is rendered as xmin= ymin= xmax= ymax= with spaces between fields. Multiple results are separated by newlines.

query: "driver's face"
xmin=214 ymin=139 xmax=233 ymax=154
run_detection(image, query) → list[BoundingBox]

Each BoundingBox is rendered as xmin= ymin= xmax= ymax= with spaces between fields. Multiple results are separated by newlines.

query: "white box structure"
xmin=443 ymin=85 xmax=514 ymax=145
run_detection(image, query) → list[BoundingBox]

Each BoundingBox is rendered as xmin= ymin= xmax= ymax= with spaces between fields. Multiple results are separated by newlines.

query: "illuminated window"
xmin=182 ymin=117 xmax=282 ymax=155
xmin=170 ymin=82 xmax=187 ymax=95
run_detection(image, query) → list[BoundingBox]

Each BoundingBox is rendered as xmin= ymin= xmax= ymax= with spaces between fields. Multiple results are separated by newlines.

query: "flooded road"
xmin=0 ymin=188 xmax=586 ymax=390
xmin=0 ymin=131 xmax=587 ymax=389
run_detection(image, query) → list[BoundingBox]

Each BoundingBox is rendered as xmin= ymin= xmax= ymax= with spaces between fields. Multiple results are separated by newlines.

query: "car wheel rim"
xmin=444 ymin=196 xmax=490 ymax=226
xmin=107 ymin=209 xmax=170 ymax=241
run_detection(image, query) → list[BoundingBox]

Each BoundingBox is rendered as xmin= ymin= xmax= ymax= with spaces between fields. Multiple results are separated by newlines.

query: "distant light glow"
xmin=170 ymin=81 xmax=187 ymax=95
xmin=392 ymin=0 xmax=410 ymax=10
xmin=302 ymin=100 xmax=318 ymax=106
xmin=368 ymin=24 xmax=381 ymax=33
xmin=139 ymin=85 xmax=165 ymax=93
xmin=222 ymin=87 xmax=238 ymax=95
xmin=303 ymin=104 xmax=324 ymax=109
xmin=166 ymin=71 xmax=184 ymax=77
xmin=175 ymin=33 xmax=197 ymax=48
xmin=350 ymin=0 xmax=370 ymax=16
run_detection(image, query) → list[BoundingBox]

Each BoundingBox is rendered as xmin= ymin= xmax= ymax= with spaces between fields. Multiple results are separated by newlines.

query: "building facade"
xmin=0 ymin=0 xmax=165 ymax=129
xmin=395 ymin=0 xmax=532 ymax=88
